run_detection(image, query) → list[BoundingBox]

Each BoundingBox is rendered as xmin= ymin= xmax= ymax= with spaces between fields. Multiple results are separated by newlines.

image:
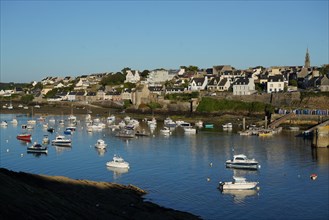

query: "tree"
xmin=319 ymin=64 xmax=329 ymax=76
xmin=124 ymin=82 xmax=136 ymax=89
xmin=180 ymin=65 xmax=199 ymax=72
xmin=121 ymin=67 xmax=131 ymax=75
xmin=100 ymin=72 xmax=125 ymax=86
xmin=34 ymin=82 xmax=43 ymax=90
xmin=20 ymin=94 xmax=34 ymax=104
xmin=187 ymin=65 xmax=199 ymax=72
xmin=147 ymin=102 xmax=162 ymax=115
xmin=289 ymin=79 xmax=297 ymax=87
xmin=140 ymin=70 xmax=150 ymax=78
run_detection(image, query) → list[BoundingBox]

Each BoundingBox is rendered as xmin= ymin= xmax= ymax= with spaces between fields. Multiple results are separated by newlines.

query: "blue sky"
xmin=1 ymin=0 xmax=328 ymax=83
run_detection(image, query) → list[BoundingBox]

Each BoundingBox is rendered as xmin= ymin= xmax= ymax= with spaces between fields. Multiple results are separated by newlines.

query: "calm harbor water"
xmin=1 ymin=114 xmax=328 ymax=220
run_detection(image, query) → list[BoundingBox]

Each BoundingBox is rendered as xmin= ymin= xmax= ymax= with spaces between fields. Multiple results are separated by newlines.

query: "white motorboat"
xmin=68 ymin=115 xmax=77 ymax=122
xmin=176 ymin=120 xmax=191 ymax=127
xmin=49 ymin=118 xmax=56 ymax=123
xmin=222 ymin=123 xmax=233 ymax=129
xmin=195 ymin=120 xmax=203 ymax=128
xmin=27 ymin=120 xmax=36 ymax=124
xmin=226 ymin=154 xmax=259 ymax=169
xmin=183 ymin=126 xmax=197 ymax=134
xmin=164 ymin=117 xmax=177 ymax=127
xmin=11 ymin=118 xmax=18 ymax=124
xmin=146 ymin=117 xmax=157 ymax=126
xmin=218 ymin=176 xmax=258 ymax=191
xmin=1 ymin=121 xmax=8 ymax=126
xmin=51 ymin=135 xmax=72 ymax=146
xmin=95 ymin=139 xmax=107 ymax=149
xmin=106 ymin=155 xmax=130 ymax=169
xmin=160 ymin=127 xmax=171 ymax=135
xmin=107 ymin=115 xmax=116 ymax=124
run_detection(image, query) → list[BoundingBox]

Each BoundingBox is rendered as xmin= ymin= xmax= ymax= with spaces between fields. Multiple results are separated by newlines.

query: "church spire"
xmin=304 ymin=48 xmax=310 ymax=68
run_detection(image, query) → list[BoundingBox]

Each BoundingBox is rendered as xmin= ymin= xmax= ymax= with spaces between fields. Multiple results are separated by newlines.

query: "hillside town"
xmin=1 ymin=49 xmax=329 ymax=110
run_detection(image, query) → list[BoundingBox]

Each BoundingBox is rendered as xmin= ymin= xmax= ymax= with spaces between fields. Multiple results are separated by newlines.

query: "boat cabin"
xmin=232 ymin=154 xmax=248 ymax=161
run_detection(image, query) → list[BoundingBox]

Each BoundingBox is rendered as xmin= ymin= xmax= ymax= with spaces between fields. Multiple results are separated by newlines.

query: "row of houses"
xmin=2 ymin=64 xmax=329 ymax=103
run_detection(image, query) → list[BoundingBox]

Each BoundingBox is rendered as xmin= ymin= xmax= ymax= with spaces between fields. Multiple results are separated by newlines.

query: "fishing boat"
xmin=226 ymin=154 xmax=260 ymax=170
xmin=218 ymin=176 xmax=258 ymax=191
xmin=16 ymin=133 xmax=32 ymax=141
xmin=95 ymin=139 xmax=107 ymax=149
xmin=115 ymin=129 xmax=135 ymax=138
xmin=106 ymin=155 xmax=130 ymax=169
xmin=27 ymin=142 xmax=48 ymax=153
xmin=51 ymin=135 xmax=72 ymax=146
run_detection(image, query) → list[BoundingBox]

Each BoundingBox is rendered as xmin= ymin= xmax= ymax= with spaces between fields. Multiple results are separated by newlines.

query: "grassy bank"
xmin=196 ymin=97 xmax=274 ymax=114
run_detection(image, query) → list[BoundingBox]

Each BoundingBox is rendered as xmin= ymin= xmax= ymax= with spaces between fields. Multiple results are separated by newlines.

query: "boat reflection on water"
xmin=221 ymin=189 xmax=259 ymax=204
xmin=106 ymin=166 xmax=129 ymax=180
xmin=95 ymin=148 xmax=106 ymax=156
xmin=26 ymin=152 xmax=48 ymax=158
xmin=19 ymin=140 xmax=31 ymax=145
xmin=52 ymin=145 xmax=72 ymax=154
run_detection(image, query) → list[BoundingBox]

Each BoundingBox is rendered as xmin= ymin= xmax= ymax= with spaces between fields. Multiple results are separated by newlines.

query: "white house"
xmin=189 ymin=76 xmax=208 ymax=91
xmin=207 ymin=77 xmax=231 ymax=91
xmin=233 ymin=77 xmax=255 ymax=95
xmin=67 ymin=91 xmax=77 ymax=102
xmin=147 ymin=70 xmax=175 ymax=84
xmin=125 ymin=70 xmax=140 ymax=83
xmin=54 ymin=82 xmax=65 ymax=89
xmin=267 ymin=75 xmax=285 ymax=93
xmin=74 ymin=77 xmax=90 ymax=89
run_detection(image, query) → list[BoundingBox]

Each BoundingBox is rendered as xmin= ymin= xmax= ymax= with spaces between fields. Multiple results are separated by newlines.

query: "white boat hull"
xmin=219 ymin=181 xmax=258 ymax=190
xmin=106 ymin=161 xmax=129 ymax=169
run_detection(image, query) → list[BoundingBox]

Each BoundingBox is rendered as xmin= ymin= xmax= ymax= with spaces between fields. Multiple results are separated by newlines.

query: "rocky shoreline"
xmin=0 ymin=168 xmax=200 ymax=220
